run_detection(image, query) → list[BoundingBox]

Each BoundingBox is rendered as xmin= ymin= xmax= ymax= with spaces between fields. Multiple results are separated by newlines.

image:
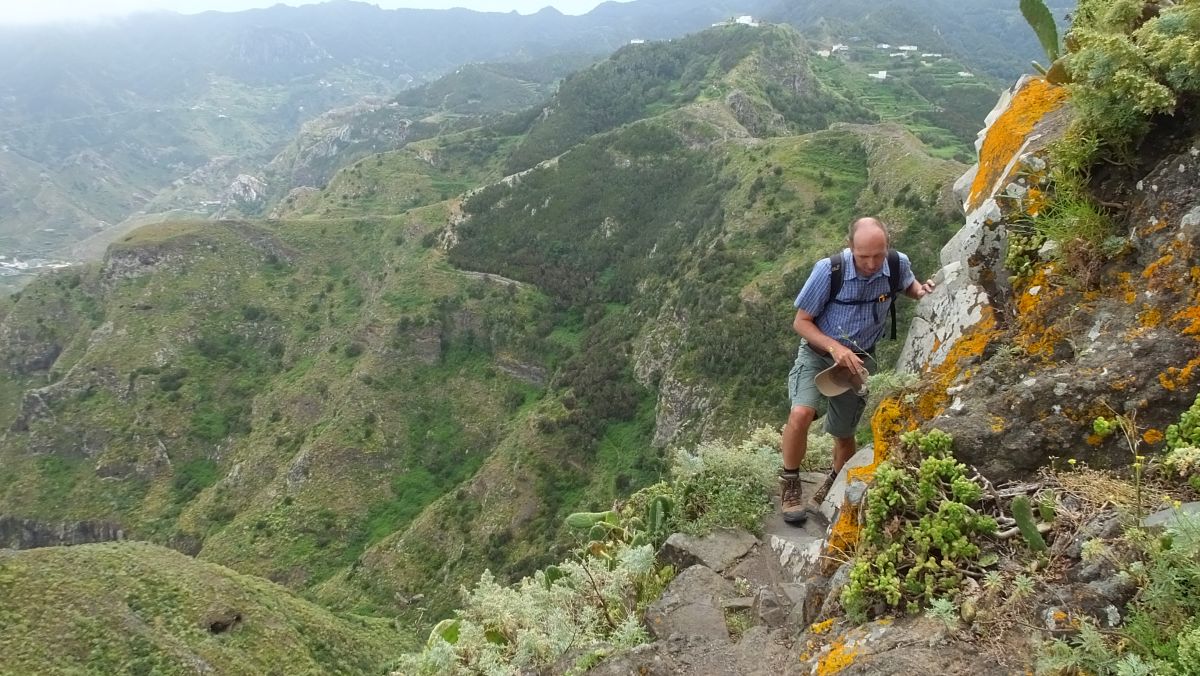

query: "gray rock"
xmin=658 ymin=528 xmax=758 ymax=574
xmin=722 ymin=597 xmax=754 ymax=610
xmin=0 ymin=516 xmax=125 ymax=550
xmin=782 ymin=578 xmax=829 ymax=626
xmin=752 ymin=588 xmax=788 ymax=628
xmin=1142 ymin=502 xmax=1200 ymax=530
xmin=645 ymin=565 xmax=732 ymax=643
xmin=1062 ymin=513 xmax=1122 ymax=559
xmin=567 ymin=641 xmax=678 ymax=675
xmin=817 ymin=561 xmax=855 ymax=620
xmin=819 ymin=446 xmax=875 ymax=523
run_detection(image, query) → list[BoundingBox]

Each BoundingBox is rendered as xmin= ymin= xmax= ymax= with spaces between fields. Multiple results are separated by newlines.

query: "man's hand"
xmin=908 ymin=277 xmax=936 ymax=299
xmin=829 ymin=343 xmax=866 ymax=375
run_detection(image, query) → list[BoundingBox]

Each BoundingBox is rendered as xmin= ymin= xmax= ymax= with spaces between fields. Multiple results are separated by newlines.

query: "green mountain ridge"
xmin=0 ymin=0 xmax=1032 ymax=286
xmin=0 ymin=22 xmax=972 ymax=670
xmin=0 ymin=542 xmax=400 ymax=674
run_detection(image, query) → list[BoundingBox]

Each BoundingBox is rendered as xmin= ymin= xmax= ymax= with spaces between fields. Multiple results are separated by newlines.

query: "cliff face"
xmin=886 ymin=76 xmax=1200 ymax=480
xmin=0 ymin=517 xmax=124 ymax=549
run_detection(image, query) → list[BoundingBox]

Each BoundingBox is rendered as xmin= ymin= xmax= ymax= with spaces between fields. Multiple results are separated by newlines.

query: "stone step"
xmin=764 ymin=474 xmax=828 ymax=583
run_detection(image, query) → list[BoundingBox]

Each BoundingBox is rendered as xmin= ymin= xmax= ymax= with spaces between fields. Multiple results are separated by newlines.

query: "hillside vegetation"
xmin=0 ymin=22 xmax=976 ymax=669
xmin=0 ymin=542 xmax=400 ymax=674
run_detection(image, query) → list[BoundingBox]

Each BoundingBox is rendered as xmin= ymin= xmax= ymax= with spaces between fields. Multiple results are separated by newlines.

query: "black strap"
xmin=886 ymin=249 xmax=901 ymax=340
xmin=824 ymin=249 xmax=904 ymax=340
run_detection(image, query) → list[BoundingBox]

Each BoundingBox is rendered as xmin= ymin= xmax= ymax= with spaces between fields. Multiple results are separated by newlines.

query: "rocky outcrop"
xmin=0 ymin=516 xmax=124 ymax=549
xmin=267 ymin=99 xmax=413 ymax=188
xmin=889 ymin=75 xmax=1200 ymax=480
xmin=725 ymin=89 xmax=787 ymax=138
xmin=224 ymin=174 xmax=268 ymax=209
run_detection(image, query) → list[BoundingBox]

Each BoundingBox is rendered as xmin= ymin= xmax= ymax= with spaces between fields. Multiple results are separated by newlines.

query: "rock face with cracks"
xmin=891 ymin=76 xmax=1200 ymax=480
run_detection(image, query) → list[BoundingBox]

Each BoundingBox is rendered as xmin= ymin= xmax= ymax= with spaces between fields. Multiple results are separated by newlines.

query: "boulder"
xmin=644 ymin=565 xmax=733 ymax=643
xmin=658 ymin=528 xmax=758 ymax=574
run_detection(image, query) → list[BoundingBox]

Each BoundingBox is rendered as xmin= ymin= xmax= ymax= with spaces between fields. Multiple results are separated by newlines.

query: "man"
xmin=780 ymin=217 xmax=935 ymax=524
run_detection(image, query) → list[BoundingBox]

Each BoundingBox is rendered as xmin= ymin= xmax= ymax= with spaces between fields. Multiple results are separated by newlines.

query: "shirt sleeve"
xmin=897 ymin=252 xmax=916 ymax=289
xmin=794 ymin=257 xmax=832 ymax=316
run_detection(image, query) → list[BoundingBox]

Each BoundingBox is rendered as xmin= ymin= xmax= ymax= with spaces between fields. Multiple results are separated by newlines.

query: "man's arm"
xmin=793 ymin=309 xmax=866 ymax=372
xmin=904 ymin=277 xmax=936 ymax=299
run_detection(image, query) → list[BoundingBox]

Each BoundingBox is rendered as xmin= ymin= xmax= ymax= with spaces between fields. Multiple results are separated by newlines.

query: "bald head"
xmin=849 ymin=217 xmax=889 ymax=248
xmin=849 ymin=217 xmax=889 ymax=277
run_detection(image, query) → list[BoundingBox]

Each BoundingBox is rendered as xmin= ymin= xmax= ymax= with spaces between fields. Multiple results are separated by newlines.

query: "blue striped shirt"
xmin=793 ymin=248 xmax=915 ymax=351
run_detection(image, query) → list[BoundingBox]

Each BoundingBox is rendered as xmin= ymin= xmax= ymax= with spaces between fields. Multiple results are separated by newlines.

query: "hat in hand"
xmin=815 ymin=364 xmax=869 ymax=397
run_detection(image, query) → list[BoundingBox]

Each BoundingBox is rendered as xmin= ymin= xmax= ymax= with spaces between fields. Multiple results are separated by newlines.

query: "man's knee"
xmin=787 ymin=406 xmax=817 ymax=430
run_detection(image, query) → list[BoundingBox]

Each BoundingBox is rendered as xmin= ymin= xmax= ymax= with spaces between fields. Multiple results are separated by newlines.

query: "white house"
xmin=831 ymin=43 xmax=848 ymax=53
xmin=875 ymin=43 xmax=891 ymax=49
xmin=735 ymin=15 xmax=760 ymax=26
xmin=868 ymin=70 xmax=888 ymax=80
xmin=815 ymin=49 xmax=832 ymax=57
xmin=898 ymin=45 xmax=918 ymax=51
xmin=958 ymin=71 xmax=975 ymax=78
xmin=629 ymin=39 xmax=646 ymax=44
xmin=921 ymin=52 xmax=944 ymax=58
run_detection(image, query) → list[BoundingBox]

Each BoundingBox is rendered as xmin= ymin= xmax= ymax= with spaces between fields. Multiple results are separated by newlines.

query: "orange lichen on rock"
xmin=826 ymin=505 xmax=861 ymax=561
xmin=967 ymin=78 xmax=1068 ymax=210
xmin=1025 ymin=187 xmax=1048 ymax=216
xmin=1143 ymin=253 xmax=1175 ymax=281
xmin=1171 ymin=304 xmax=1200 ymax=336
xmin=816 ymin=636 xmax=859 ymax=675
xmin=1012 ymin=266 xmax=1066 ymax=359
xmin=1116 ymin=272 xmax=1137 ymax=304
xmin=1138 ymin=306 xmax=1163 ymax=328
xmin=1159 ymin=356 xmax=1200 ymax=391
xmin=1143 ymin=428 xmax=1164 ymax=445
xmin=1139 ymin=218 xmax=1169 ymax=237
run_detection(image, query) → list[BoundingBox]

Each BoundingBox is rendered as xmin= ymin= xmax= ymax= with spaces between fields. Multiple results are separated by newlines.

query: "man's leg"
xmin=808 ymin=365 xmax=873 ymax=513
xmin=831 ymin=435 xmax=857 ymax=474
xmin=783 ymin=345 xmax=826 ymax=525
xmin=782 ymin=405 xmax=817 ymax=471
xmin=779 ymin=406 xmax=815 ymax=524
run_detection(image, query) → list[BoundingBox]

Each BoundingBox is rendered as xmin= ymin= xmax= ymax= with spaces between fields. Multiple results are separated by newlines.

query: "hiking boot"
xmin=780 ymin=471 xmax=807 ymax=525
xmin=811 ymin=470 xmax=840 ymax=509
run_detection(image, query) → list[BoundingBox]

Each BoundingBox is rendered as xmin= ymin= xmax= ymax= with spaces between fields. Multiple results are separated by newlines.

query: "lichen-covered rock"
xmin=882 ymin=76 xmax=1200 ymax=480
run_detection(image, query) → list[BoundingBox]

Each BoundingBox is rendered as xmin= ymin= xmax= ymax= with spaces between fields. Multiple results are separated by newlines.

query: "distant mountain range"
xmin=0 ymin=0 xmax=1067 ymax=291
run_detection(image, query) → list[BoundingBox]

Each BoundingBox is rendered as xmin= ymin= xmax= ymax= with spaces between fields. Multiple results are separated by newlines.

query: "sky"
xmin=0 ymin=0 xmax=623 ymax=25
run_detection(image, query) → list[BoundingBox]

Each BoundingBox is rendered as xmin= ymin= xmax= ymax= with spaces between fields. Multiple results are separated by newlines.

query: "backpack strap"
xmin=825 ymin=253 xmax=844 ymax=310
xmin=886 ymin=249 xmax=902 ymax=340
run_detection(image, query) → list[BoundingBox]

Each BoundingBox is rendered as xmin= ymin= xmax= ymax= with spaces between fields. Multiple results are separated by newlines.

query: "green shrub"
xmin=172 ymin=458 xmax=219 ymax=502
xmin=1164 ymin=392 xmax=1200 ymax=492
xmin=1058 ymin=0 xmax=1200 ymax=171
xmin=840 ymin=429 xmax=997 ymax=620
xmin=668 ymin=430 xmax=778 ymax=536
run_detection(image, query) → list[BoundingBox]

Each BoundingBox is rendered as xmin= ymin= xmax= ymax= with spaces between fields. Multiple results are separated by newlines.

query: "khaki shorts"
xmin=787 ymin=341 xmax=876 ymax=439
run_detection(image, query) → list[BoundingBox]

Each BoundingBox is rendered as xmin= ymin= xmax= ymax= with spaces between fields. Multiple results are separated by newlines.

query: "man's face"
xmin=850 ymin=227 xmax=888 ymax=277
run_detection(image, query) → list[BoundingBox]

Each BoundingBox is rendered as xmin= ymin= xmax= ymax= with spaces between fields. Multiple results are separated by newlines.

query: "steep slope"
xmin=0 ymin=21 xmax=970 ymax=638
xmin=304 ymin=30 xmax=969 ymax=623
xmin=0 ymin=542 xmax=402 ymax=672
